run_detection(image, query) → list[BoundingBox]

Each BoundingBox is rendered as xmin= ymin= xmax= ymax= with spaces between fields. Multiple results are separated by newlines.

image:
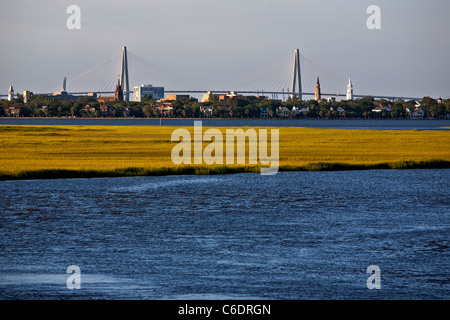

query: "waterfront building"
xmin=51 ymin=91 xmax=78 ymax=101
xmin=200 ymin=105 xmax=215 ymax=117
xmin=411 ymin=103 xmax=425 ymax=119
xmin=412 ymin=108 xmax=425 ymax=119
xmin=96 ymin=81 xmax=126 ymax=103
xmin=83 ymin=105 xmax=96 ymax=117
xmin=4 ymin=106 xmax=21 ymax=117
xmin=276 ymin=106 xmax=290 ymax=118
xmin=163 ymin=94 xmax=190 ymax=101
xmin=329 ymin=106 xmax=346 ymax=117
xmin=23 ymin=90 xmax=32 ymax=103
xmin=50 ymin=77 xmax=77 ymax=101
xmin=97 ymin=95 xmax=116 ymax=104
xmin=300 ymin=107 xmax=310 ymax=115
xmin=100 ymin=105 xmax=114 ymax=117
xmin=133 ymin=84 xmax=164 ymax=102
xmin=157 ymin=103 xmax=174 ymax=116
xmin=201 ymin=92 xmax=218 ymax=102
xmin=201 ymin=91 xmax=239 ymax=102
xmin=372 ymin=105 xmax=392 ymax=114
xmin=260 ymin=107 xmax=269 ymax=118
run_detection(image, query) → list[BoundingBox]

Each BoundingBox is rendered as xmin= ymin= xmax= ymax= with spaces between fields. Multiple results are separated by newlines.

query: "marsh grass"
xmin=0 ymin=125 xmax=449 ymax=180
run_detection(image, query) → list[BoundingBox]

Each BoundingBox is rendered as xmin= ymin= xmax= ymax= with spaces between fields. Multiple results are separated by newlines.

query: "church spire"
xmin=346 ymin=74 xmax=354 ymax=100
xmin=115 ymin=79 xmax=123 ymax=101
xmin=8 ymin=85 xmax=14 ymax=101
xmin=315 ymin=74 xmax=321 ymax=101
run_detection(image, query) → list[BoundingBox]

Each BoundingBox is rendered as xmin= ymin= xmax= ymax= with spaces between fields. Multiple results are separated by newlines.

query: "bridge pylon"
xmin=291 ymin=49 xmax=302 ymax=100
xmin=120 ymin=46 xmax=130 ymax=101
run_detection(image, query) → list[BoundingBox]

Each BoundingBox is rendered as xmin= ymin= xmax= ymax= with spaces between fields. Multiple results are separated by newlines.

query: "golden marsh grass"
xmin=0 ymin=125 xmax=449 ymax=180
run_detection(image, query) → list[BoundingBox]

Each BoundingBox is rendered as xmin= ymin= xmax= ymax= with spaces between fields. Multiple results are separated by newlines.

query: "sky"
xmin=1 ymin=0 xmax=449 ymax=99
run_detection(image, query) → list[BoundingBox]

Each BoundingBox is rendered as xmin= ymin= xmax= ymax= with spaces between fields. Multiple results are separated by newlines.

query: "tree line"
xmin=1 ymin=94 xmax=449 ymax=119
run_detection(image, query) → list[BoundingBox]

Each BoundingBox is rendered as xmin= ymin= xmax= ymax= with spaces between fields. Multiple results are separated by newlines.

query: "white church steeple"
xmin=8 ymin=85 xmax=14 ymax=101
xmin=346 ymin=75 xmax=354 ymax=100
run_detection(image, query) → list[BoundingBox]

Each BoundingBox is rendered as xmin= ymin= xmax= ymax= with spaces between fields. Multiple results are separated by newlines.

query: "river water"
xmin=0 ymin=169 xmax=448 ymax=300
xmin=0 ymin=118 xmax=449 ymax=130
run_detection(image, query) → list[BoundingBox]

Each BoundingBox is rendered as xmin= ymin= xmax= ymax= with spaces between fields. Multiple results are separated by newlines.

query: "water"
xmin=0 ymin=118 xmax=449 ymax=130
xmin=0 ymin=170 xmax=449 ymax=300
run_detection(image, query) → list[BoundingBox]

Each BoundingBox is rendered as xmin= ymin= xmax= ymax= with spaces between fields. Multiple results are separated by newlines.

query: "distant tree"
xmin=358 ymin=97 xmax=375 ymax=114
xmin=141 ymin=95 xmax=153 ymax=103
xmin=142 ymin=105 xmax=153 ymax=118
xmin=190 ymin=102 xmax=201 ymax=118
xmin=419 ymin=96 xmax=439 ymax=118
xmin=208 ymin=94 xmax=218 ymax=102
xmin=70 ymin=105 xmax=81 ymax=117
xmin=283 ymin=96 xmax=302 ymax=109
xmin=175 ymin=108 xmax=186 ymax=118
xmin=33 ymin=108 xmax=44 ymax=117
xmin=130 ymin=107 xmax=144 ymax=118
xmin=30 ymin=94 xmax=52 ymax=106
xmin=76 ymin=96 xmax=97 ymax=105
xmin=390 ymin=102 xmax=404 ymax=118
xmin=19 ymin=106 xmax=33 ymax=117
xmin=420 ymin=96 xmax=436 ymax=106
xmin=3 ymin=92 xmax=447 ymax=119
xmin=445 ymin=99 xmax=450 ymax=114
xmin=307 ymin=100 xmax=319 ymax=110
xmin=47 ymin=105 xmax=59 ymax=117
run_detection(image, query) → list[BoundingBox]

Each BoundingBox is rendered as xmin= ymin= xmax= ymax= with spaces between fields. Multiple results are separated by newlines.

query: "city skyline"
xmin=1 ymin=0 xmax=449 ymax=99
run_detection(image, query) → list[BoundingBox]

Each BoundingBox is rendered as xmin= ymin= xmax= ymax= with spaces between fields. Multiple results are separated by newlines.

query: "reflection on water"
xmin=111 ymin=177 xmax=221 ymax=193
xmin=0 ymin=170 xmax=449 ymax=299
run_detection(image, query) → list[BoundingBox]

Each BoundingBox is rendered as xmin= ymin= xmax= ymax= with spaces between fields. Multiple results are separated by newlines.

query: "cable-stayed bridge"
xmin=3 ymin=47 xmax=423 ymax=101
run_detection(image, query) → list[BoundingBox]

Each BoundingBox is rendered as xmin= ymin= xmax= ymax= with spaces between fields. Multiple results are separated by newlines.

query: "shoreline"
xmin=1 ymin=116 xmax=449 ymax=120
xmin=1 ymin=160 xmax=449 ymax=181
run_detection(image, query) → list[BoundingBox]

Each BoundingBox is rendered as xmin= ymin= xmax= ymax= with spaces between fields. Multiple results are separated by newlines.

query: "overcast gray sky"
xmin=1 ymin=0 xmax=449 ymax=99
